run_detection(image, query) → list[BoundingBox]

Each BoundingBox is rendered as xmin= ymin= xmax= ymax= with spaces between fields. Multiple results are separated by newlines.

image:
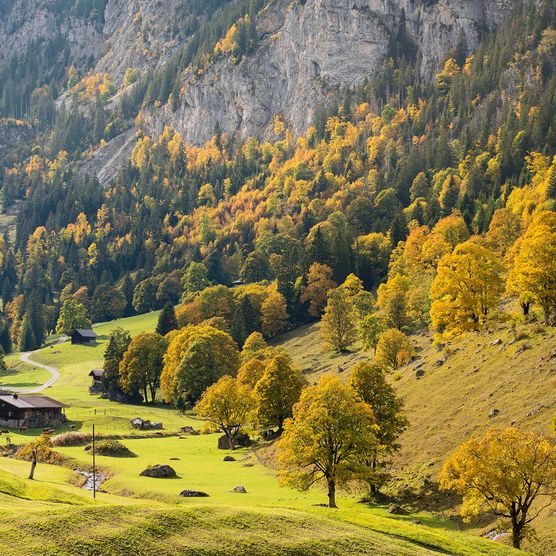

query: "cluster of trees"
xmin=2 ymin=1 xmax=555 ymax=356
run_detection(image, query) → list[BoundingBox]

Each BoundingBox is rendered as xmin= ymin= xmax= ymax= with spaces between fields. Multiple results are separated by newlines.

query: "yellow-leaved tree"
xmin=160 ymin=324 xmax=239 ymax=405
xmin=430 ymin=237 xmax=505 ymax=339
xmin=320 ymin=287 xmax=357 ymax=352
xmin=277 ymin=375 xmax=377 ymax=508
xmin=254 ymin=355 xmax=306 ymax=434
xmin=439 ymin=428 xmax=556 ymax=550
xmin=507 ymin=211 xmax=556 ymax=324
xmin=374 ymin=328 xmax=413 ymax=371
xmin=195 ymin=375 xmax=256 ymax=450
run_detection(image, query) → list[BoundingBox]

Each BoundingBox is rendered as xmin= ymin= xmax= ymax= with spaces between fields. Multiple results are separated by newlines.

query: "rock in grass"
xmin=139 ymin=464 xmax=176 ymax=478
xmin=180 ymin=489 xmax=209 ymax=497
xmin=232 ymin=485 xmax=247 ymax=493
xmin=388 ymin=504 xmax=408 ymax=515
xmin=217 ymin=432 xmax=251 ymax=450
xmin=223 ymin=456 xmax=236 ymax=462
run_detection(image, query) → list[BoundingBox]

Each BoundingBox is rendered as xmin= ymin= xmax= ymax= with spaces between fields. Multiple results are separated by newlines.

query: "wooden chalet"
xmin=88 ymin=369 xmax=105 ymax=382
xmin=0 ymin=394 xmax=66 ymax=428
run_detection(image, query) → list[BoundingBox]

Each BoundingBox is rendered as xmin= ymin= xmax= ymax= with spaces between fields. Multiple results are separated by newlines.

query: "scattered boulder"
xmin=180 ymin=489 xmax=209 ymax=497
xmin=223 ymin=456 xmax=236 ymax=462
xmin=491 ymin=338 xmax=503 ymax=346
xmin=549 ymin=350 xmax=556 ymax=360
xmin=139 ymin=464 xmax=176 ymax=478
xmin=433 ymin=357 xmax=447 ymax=367
xmin=388 ymin=504 xmax=408 ymax=515
xmin=488 ymin=408 xmax=500 ymax=418
xmin=232 ymin=485 xmax=247 ymax=493
xmin=516 ymin=343 xmax=532 ymax=354
xmin=130 ymin=418 xmax=163 ymax=430
xmin=169 ymin=457 xmax=180 ymax=461
xmin=242 ymin=463 xmax=254 ymax=468
xmin=415 ymin=369 xmax=425 ymax=379
xmin=179 ymin=426 xmax=194 ymax=433
xmin=217 ymin=432 xmax=251 ymax=450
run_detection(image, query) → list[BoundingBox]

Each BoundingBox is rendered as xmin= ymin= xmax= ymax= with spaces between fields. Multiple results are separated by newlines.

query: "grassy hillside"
xmin=280 ymin=320 xmax=556 ymax=554
xmin=0 ymin=461 xmax=524 ymax=556
xmin=0 ymin=311 xmax=550 ymax=554
xmin=0 ymin=355 xmax=50 ymax=389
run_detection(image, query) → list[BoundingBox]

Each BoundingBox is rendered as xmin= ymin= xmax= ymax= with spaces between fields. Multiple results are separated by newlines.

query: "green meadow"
xmin=0 ymin=310 xmax=529 ymax=555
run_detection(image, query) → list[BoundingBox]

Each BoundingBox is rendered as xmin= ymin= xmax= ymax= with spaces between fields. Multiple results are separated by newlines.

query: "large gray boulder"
xmin=139 ymin=464 xmax=176 ymax=478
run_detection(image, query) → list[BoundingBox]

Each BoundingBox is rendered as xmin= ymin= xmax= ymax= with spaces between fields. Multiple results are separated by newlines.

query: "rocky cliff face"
xmin=147 ymin=0 xmax=517 ymax=144
xmin=0 ymin=0 xmax=517 ymax=148
xmin=0 ymin=0 xmax=104 ymax=72
xmin=95 ymin=0 xmax=190 ymax=83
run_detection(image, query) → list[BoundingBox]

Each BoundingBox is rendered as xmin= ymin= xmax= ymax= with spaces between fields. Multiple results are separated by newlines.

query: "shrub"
xmin=85 ymin=439 xmax=136 ymax=457
xmin=51 ymin=432 xmax=93 ymax=447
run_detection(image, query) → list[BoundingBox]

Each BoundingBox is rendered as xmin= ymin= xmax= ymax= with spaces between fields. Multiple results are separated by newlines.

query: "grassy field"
xmin=0 ymin=311 xmax=551 ymax=554
xmin=0 ymin=460 xmax=524 ymax=556
xmin=0 ymin=354 xmax=50 ymax=389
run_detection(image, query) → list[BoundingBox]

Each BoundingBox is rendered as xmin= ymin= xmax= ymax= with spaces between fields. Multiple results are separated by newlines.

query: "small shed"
xmin=71 ymin=329 xmax=97 ymax=345
xmin=0 ymin=394 xmax=66 ymax=428
xmin=89 ymin=369 xmax=105 ymax=382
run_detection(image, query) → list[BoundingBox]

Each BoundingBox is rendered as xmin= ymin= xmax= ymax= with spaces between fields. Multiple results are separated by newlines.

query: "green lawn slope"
xmin=0 ymin=311 xmax=549 ymax=554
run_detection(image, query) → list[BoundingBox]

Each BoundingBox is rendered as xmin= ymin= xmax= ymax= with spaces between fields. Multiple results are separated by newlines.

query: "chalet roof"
xmin=0 ymin=394 xmax=65 ymax=409
xmin=73 ymin=329 xmax=97 ymax=338
xmin=89 ymin=369 xmax=105 ymax=378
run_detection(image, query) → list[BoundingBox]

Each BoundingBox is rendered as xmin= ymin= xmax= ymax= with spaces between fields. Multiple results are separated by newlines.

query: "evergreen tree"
xmin=156 ymin=302 xmax=179 ymax=336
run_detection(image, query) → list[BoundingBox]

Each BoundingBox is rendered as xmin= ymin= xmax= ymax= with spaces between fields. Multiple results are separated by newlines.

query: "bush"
xmin=51 ymin=432 xmax=93 ymax=447
xmin=85 ymin=439 xmax=136 ymax=457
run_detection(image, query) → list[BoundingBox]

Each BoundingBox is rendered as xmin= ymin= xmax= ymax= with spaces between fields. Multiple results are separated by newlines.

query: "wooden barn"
xmin=0 ymin=394 xmax=66 ymax=428
xmin=70 ymin=329 xmax=97 ymax=345
xmin=88 ymin=369 xmax=105 ymax=382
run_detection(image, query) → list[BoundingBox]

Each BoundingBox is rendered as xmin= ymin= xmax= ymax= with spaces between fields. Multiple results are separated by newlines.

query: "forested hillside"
xmin=0 ymin=1 xmax=555 ymax=352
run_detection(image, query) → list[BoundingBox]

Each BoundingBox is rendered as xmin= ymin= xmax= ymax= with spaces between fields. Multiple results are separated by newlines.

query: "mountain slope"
xmin=147 ymin=0 xmax=518 ymax=143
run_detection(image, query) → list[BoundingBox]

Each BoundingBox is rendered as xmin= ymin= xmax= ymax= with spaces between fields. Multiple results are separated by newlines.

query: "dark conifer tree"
xmin=156 ymin=302 xmax=179 ymax=337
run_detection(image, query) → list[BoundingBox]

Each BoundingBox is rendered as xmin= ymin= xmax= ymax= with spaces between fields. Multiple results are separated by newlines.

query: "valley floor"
xmin=0 ymin=311 xmax=553 ymax=555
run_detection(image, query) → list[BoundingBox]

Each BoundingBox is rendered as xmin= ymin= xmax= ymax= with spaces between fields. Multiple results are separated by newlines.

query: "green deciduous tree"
xmin=350 ymin=361 xmax=408 ymax=494
xmin=277 ymin=375 xmax=378 ymax=508
xmin=119 ymin=332 xmax=167 ymax=403
xmin=161 ymin=324 xmax=240 ymax=405
xmin=56 ymin=299 xmax=92 ymax=335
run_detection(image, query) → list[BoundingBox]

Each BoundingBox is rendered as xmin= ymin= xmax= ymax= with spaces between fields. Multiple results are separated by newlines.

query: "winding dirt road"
xmin=0 ymin=337 xmax=66 ymax=394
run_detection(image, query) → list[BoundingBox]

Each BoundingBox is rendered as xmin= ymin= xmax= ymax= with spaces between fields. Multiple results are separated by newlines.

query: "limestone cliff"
xmin=145 ymin=0 xmax=517 ymax=143
xmin=0 ymin=0 xmax=517 ymax=148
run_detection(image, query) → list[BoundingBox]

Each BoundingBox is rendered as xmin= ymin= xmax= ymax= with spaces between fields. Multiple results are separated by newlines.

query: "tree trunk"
xmin=369 ymin=454 xmax=378 ymax=496
xmin=327 ymin=479 xmax=337 ymax=508
xmin=521 ymin=301 xmax=530 ymax=316
xmin=227 ymin=432 xmax=235 ymax=450
xmin=29 ymin=449 xmax=37 ymax=480
xmin=512 ymin=525 xmax=521 ymax=550
xmin=511 ymin=508 xmax=521 ymax=549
